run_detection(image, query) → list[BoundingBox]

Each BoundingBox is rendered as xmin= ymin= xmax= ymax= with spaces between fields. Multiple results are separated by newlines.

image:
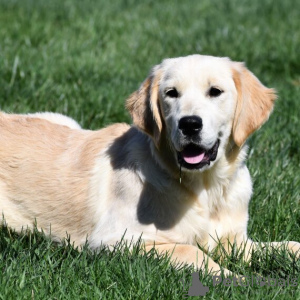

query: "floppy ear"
xmin=232 ymin=63 xmax=277 ymax=147
xmin=126 ymin=66 xmax=163 ymax=147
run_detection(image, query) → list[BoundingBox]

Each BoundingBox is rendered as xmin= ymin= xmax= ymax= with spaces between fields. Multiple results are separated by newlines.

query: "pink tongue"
xmin=182 ymin=152 xmax=205 ymax=164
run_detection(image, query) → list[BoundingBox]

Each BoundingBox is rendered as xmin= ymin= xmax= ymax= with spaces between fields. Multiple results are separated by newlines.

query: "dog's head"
xmin=126 ymin=55 xmax=276 ymax=172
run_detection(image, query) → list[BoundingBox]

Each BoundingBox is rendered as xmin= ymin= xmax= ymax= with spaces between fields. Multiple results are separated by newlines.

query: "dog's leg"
xmin=241 ymin=241 xmax=300 ymax=261
xmin=145 ymin=244 xmax=230 ymax=276
xmin=219 ymin=239 xmax=300 ymax=262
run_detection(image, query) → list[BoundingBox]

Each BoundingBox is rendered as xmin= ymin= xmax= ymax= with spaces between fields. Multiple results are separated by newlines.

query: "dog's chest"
xmin=166 ymin=179 xmax=245 ymax=249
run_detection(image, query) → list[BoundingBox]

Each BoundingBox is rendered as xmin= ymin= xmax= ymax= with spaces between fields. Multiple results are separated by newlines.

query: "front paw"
xmin=288 ymin=241 xmax=300 ymax=256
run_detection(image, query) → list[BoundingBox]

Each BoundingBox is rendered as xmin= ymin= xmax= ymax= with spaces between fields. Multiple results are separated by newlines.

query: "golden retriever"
xmin=0 ymin=55 xmax=299 ymax=274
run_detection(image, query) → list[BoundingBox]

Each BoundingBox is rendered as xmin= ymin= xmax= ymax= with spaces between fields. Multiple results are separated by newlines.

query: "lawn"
xmin=0 ymin=0 xmax=299 ymax=298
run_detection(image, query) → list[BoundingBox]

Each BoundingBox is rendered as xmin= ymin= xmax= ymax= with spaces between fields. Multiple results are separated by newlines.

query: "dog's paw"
xmin=287 ymin=241 xmax=300 ymax=257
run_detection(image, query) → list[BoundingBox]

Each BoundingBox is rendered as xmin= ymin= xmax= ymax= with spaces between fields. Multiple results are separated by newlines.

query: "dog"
xmin=0 ymin=55 xmax=299 ymax=275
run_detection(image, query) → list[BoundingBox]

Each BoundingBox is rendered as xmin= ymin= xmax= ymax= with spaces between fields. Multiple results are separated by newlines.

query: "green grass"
xmin=0 ymin=0 xmax=299 ymax=298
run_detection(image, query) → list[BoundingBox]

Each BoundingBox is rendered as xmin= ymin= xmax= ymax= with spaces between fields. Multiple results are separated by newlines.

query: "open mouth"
xmin=177 ymin=140 xmax=220 ymax=169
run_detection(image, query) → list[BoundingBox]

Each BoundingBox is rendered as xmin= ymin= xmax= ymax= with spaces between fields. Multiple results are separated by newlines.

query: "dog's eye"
xmin=166 ymin=88 xmax=179 ymax=98
xmin=208 ymin=87 xmax=223 ymax=97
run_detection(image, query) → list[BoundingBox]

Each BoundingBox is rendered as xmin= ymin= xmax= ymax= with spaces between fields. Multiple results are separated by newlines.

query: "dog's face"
xmin=127 ymin=55 xmax=276 ymax=172
xmin=158 ymin=56 xmax=237 ymax=171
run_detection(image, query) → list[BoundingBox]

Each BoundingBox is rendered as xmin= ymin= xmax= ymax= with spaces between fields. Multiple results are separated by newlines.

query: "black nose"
xmin=178 ymin=116 xmax=203 ymax=137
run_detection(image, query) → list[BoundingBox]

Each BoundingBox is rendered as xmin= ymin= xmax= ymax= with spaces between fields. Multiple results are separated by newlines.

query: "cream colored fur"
xmin=0 ymin=55 xmax=299 ymax=275
xmin=26 ymin=112 xmax=81 ymax=129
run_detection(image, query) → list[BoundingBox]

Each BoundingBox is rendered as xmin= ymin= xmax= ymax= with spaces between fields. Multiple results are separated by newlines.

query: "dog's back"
xmin=0 ymin=113 xmax=129 ymax=244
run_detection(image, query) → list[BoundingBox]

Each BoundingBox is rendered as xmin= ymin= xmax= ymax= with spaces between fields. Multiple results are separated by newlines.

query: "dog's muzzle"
xmin=177 ymin=115 xmax=220 ymax=169
xmin=177 ymin=140 xmax=220 ymax=170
